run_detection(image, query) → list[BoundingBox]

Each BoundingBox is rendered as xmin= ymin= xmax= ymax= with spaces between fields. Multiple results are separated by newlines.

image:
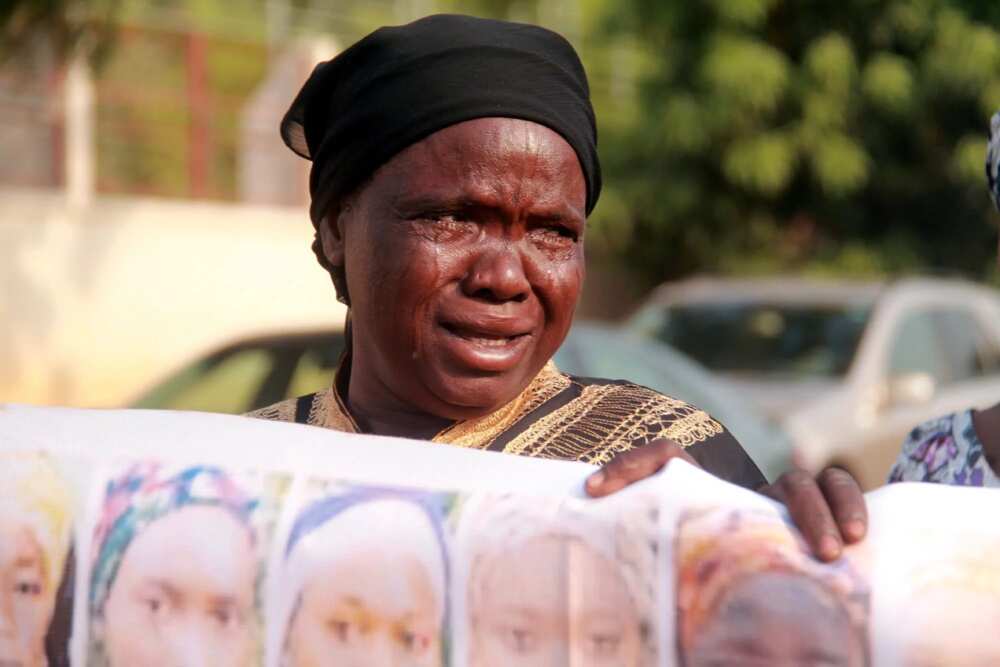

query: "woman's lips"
xmin=438 ymin=321 xmax=533 ymax=372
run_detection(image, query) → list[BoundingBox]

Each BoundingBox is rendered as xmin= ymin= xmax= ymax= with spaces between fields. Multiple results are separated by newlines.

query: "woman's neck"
xmin=341 ymin=358 xmax=453 ymax=441
xmin=347 ymin=395 xmax=453 ymax=440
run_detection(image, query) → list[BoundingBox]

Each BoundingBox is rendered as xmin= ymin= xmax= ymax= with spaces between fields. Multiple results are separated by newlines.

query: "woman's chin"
xmin=422 ymin=372 xmax=533 ymax=421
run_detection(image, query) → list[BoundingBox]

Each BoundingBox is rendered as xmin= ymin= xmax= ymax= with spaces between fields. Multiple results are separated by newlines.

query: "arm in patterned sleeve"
xmin=889 ymin=410 xmax=1000 ymax=487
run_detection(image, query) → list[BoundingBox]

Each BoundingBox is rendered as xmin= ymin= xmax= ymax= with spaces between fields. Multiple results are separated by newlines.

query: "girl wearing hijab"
xmin=452 ymin=492 xmax=658 ymax=667
xmin=887 ymin=112 xmax=1000 ymax=487
xmin=88 ymin=463 xmax=262 ymax=667
xmin=267 ymin=488 xmax=449 ymax=667
xmin=675 ymin=507 xmax=870 ymax=667
xmin=0 ymin=453 xmax=73 ymax=667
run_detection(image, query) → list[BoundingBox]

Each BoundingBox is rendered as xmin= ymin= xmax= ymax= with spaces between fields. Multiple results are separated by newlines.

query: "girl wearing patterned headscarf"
xmin=0 ymin=453 xmax=73 ymax=667
xmin=267 ymin=487 xmax=449 ymax=667
xmin=88 ymin=462 xmax=261 ymax=667
xmin=452 ymin=492 xmax=658 ymax=667
xmin=675 ymin=507 xmax=869 ymax=667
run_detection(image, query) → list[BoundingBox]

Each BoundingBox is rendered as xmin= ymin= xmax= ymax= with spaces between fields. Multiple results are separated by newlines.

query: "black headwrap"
xmin=281 ymin=13 xmax=601 ymax=227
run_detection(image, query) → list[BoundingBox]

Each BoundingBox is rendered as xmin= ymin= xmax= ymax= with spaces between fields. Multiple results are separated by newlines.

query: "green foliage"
xmin=701 ymin=35 xmax=791 ymax=116
xmin=861 ymin=53 xmax=914 ymax=113
xmin=6 ymin=0 xmax=999 ymax=286
xmin=1 ymin=0 xmax=121 ymax=64
xmin=588 ymin=0 xmax=1000 ymax=287
xmin=723 ymin=132 xmax=797 ymax=196
xmin=707 ymin=0 xmax=776 ymax=28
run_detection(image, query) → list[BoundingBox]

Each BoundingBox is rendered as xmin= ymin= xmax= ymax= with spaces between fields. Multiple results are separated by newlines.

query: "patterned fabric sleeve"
xmin=887 ymin=410 xmax=1000 ymax=487
xmin=987 ymin=111 xmax=1000 ymax=211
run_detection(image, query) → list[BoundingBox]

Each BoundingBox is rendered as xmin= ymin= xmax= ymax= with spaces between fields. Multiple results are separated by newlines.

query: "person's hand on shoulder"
xmin=584 ymin=440 xmax=866 ymax=562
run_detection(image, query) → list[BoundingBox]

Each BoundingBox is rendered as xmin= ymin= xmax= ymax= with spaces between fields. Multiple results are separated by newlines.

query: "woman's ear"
xmin=318 ymin=205 xmax=348 ymax=269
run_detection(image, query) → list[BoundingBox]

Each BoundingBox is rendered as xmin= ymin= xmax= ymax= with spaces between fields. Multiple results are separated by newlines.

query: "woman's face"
xmin=102 ymin=505 xmax=257 ymax=667
xmin=683 ymin=571 xmax=865 ymax=667
xmin=0 ymin=515 xmax=55 ymax=667
xmin=470 ymin=535 xmax=643 ymax=667
xmin=285 ymin=542 xmax=442 ymax=667
xmin=324 ymin=117 xmax=587 ymax=421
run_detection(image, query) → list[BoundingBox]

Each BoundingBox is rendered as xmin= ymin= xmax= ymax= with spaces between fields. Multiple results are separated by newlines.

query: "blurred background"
xmin=5 ymin=0 xmax=1000 ymax=485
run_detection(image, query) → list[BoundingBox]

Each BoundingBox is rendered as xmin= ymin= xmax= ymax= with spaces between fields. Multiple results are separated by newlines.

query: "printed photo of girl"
xmin=87 ymin=462 xmax=283 ymax=667
xmin=0 ymin=452 xmax=74 ymax=667
xmin=675 ymin=507 xmax=870 ymax=667
xmin=268 ymin=486 xmax=451 ymax=667
xmin=453 ymin=492 xmax=658 ymax=667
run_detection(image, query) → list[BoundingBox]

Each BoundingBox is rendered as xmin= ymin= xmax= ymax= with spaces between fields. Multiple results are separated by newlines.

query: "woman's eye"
xmin=143 ymin=597 xmax=164 ymax=615
xmin=530 ymin=226 xmax=577 ymax=248
xmin=413 ymin=214 xmax=476 ymax=242
xmin=588 ymin=633 xmax=621 ymax=657
xmin=399 ymin=629 xmax=431 ymax=654
xmin=210 ymin=605 xmax=239 ymax=628
xmin=502 ymin=626 xmax=535 ymax=653
xmin=13 ymin=579 xmax=42 ymax=596
xmin=328 ymin=619 xmax=353 ymax=642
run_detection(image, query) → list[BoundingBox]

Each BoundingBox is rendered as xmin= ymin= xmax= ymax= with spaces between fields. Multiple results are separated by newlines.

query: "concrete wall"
xmin=1 ymin=188 xmax=346 ymax=407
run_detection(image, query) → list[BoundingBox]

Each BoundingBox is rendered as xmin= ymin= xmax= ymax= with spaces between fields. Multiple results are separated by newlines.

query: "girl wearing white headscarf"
xmin=268 ymin=488 xmax=450 ymax=667
xmin=452 ymin=492 xmax=658 ymax=667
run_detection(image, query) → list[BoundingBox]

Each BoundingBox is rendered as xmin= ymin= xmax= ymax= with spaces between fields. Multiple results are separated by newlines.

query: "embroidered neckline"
xmin=312 ymin=361 xmax=570 ymax=449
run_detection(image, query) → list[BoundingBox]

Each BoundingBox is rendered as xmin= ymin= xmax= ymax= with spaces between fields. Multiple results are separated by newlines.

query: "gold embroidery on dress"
xmin=244 ymin=387 xmax=359 ymax=433
xmin=501 ymin=381 xmax=722 ymax=465
xmin=432 ymin=361 xmax=570 ymax=449
xmin=245 ymin=362 xmax=721 ymax=464
xmin=245 ymin=362 xmax=567 ymax=447
xmin=311 ymin=387 xmax=360 ymax=432
xmin=244 ymin=400 xmax=297 ymax=423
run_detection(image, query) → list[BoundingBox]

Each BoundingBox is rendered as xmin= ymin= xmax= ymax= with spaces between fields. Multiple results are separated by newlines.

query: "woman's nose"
xmin=362 ymin=634 xmax=399 ymax=667
xmin=168 ymin=638 xmax=212 ymax=667
xmin=461 ymin=244 xmax=530 ymax=304
xmin=165 ymin=618 xmax=226 ymax=667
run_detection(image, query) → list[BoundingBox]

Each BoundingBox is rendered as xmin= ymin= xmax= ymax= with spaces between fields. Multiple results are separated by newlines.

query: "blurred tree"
xmin=1 ymin=0 xmax=121 ymax=63
xmin=586 ymin=0 xmax=1000 ymax=286
xmin=8 ymin=0 xmax=998 ymax=288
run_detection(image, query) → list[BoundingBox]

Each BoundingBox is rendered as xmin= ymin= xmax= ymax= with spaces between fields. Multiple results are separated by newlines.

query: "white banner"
xmin=0 ymin=404 xmax=997 ymax=667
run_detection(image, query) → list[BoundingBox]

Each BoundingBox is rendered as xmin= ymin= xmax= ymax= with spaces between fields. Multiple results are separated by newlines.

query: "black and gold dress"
xmin=247 ymin=361 xmax=766 ymax=489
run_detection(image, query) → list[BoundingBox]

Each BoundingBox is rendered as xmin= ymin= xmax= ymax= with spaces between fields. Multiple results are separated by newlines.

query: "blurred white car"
xmin=130 ymin=322 xmax=793 ymax=481
xmin=627 ymin=276 xmax=1000 ymax=488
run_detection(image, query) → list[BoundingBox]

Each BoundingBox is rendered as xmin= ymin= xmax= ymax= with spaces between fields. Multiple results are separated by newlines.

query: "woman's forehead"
xmin=371 ymin=118 xmax=587 ymax=215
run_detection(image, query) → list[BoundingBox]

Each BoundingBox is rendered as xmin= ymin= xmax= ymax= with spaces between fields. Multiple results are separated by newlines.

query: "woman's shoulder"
xmin=561 ymin=375 xmax=767 ymax=489
xmin=562 ymin=375 xmax=726 ymax=448
xmin=243 ymin=397 xmax=301 ymax=423
xmin=887 ymin=409 xmax=998 ymax=486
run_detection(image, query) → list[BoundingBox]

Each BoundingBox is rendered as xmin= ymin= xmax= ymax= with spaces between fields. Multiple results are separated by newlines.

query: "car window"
xmin=936 ymin=310 xmax=1000 ymax=382
xmin=889 ymin=311 xmax=949 ymax=382
xmin=653 ymin=303 xmax=871 ymax=378
xmin=133 ymin=348 xmax=276 ymax=413
xmin=889 ymin=308 xmax=1000 ymax=385
xmin=286 ymin=339 xmax=345 ymax=399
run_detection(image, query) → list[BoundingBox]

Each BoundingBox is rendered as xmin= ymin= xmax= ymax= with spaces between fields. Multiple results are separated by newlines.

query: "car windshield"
xmin=653 ymin=302 xmax=872 ymax=378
